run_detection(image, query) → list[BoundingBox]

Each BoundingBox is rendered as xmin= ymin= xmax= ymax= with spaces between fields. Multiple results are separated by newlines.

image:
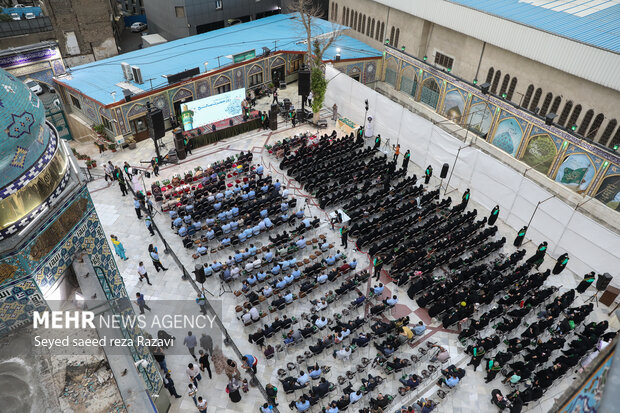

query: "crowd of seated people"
xmin=266 ymin=131 xmax=617 ymax=413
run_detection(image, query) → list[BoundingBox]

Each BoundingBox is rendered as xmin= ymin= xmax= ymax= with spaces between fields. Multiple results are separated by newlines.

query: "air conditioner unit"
xmin=131 ymin=66 xmax=143 ymax=84
xmin=121 ymin=62 xmax=133 ymax=81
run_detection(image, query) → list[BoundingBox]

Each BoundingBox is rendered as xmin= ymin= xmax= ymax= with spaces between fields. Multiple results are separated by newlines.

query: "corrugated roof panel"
xmin=447 ymin=0 xmax=620 ymax=52
xmin=55 ymin=14 xmax=381 ymax=105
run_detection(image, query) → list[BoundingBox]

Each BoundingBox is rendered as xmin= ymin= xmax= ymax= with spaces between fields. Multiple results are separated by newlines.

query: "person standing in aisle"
xmin=163 ymin=373 xmax=182 ymax=398
xmin=198 ymin=349 xmax=213 ymax=379
xmin=340 ymin=225 xmax=349 ymax=249
xmin=148 ymin=244 xmax=168 ymax=272
xmin=134 ymin=196 xmax=142 ymax=219
xmin=402 ymin=150 xmax=410 ymax=171
xmin=137 ymin=261 xmax=152 ymax=285
xmin=488 ymin=205 xmax=500 ymax=226
xmin=184 ymin=331 xmax=198 ymax=361
xmin=425 ymin=165 xmax=433 ymax=184
xmin=373 ymin=255 xmax=384 ymax=280
xmin=393 ymin=144 xmax=400 ymax=162
xmin=110 ymin=235 xmax=128 ymax=261
xmin=135 ymin=292 xmax=151 ymax=314
xmin=145 ymin=215 xmax=155 ymax=236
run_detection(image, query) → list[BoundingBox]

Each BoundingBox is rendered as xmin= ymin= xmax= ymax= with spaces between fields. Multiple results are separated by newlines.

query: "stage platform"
xmin=183 ymin=110 xmax=262 ymax=149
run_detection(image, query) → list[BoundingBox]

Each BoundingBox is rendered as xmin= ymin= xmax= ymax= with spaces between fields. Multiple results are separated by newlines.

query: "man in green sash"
xmin=425 ymin=165 xmax=433 ymax=185
xmin=552 ymin=253 xmax=569 ymax=275
xmin=488 ymin=205 xmax=500 ymax=226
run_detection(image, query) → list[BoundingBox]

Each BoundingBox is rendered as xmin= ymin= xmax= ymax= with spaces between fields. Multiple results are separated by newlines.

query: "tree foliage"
xmin=289 ymin=0 xmax=341 ymax=114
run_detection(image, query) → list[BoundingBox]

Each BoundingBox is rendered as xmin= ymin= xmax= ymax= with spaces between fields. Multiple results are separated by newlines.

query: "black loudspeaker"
xmin=480 ymin=82 xmax=490 ymax=95
xmin=195 ymin=264 xmax=206 ymax=284
xmin=440 ymin=163 xmax=449 ymax=179
xmin=270 ymin=103 xmax=279 ymax=116
xmin=173 ymin=129 xmax=187 ymax=160
xmin=146 ymin=108 xmax=165 ymax=139
xmin=596 ymin=273 xmax=612 ymax=291
xmin=144 ymin=171 xmax=151 ymax=178
xmin=298 ymin=68 xmax=311 ymax=96
xmin=283 ymin=98 xmax=291 ymax=112
xmin=545 ymin=113 xmax=557 ymax=126
xmin=269 ymin=115 xmax=278 ymax=131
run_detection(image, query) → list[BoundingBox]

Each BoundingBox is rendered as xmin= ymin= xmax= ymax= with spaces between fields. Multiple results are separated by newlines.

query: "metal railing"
xmin=0 ymin=16 xmax=52 ymax=37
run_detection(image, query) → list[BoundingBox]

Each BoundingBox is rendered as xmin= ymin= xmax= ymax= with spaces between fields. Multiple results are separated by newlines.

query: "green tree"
xmin=289 ymin=0 xmax=341 ymax=116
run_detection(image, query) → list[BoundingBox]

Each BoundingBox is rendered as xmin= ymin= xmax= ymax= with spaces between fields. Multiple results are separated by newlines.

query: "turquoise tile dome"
xmin=0 ymin=68 xmax=50 ymax=189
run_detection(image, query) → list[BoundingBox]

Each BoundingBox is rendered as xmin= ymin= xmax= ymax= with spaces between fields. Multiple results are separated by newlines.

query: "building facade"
xmin=144 ymin=0 xmax=282 ymax=40
xmin=328 ymin=0 xmax=620 ymax=149
xmin=0 ymin=0 xmax=122 ymax=67
xmin=41 ymin=0 xmax=122 ymax=67
xmin=369 ymin=46 xmax=620 ymax=215
xmin=119 ymin=0 xmax=145 ymax=15
xmin=0 ymin=67 xmax=162 ymax=402
xmin=52 ymin=15 xmax=381 ymax=143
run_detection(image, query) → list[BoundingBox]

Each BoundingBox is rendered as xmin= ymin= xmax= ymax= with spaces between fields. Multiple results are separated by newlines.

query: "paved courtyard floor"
xmin=71 ymin=87 xmax=618 ymax=413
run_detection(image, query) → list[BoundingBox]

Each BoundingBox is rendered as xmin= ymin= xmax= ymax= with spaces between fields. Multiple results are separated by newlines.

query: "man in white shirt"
xmin=241 ymin=310 xmax=253 ymax=325
xmin=315 ymin=317 xmax=328 ymax=329
xmin=314 ymin=299 xmax=327 ymax=312
xmin=186 ymin=363 xmax=201 ymax=387
xmin=334 ymin=346 xmax=351 ymax=360
xmin=249 ymin=306 xmax=260 ymax=321
xmin=196 ymin=396 xmax=207 ymax=413
xmin=262 ymin=285 xmax=273 ymax=297
xmin=137 ymin=262 xmax=152 ymax=285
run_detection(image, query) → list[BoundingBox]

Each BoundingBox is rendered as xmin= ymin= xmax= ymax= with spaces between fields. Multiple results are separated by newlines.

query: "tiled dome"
xmin=0 ymin=68 xmax=49 ymax=188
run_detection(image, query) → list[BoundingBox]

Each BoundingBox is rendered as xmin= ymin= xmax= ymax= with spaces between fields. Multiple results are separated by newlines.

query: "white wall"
xmin=325 ymin=65 xmax=620 ymax=287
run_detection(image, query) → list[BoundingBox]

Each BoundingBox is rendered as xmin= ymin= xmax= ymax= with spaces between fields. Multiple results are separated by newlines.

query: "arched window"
xmin=344 ymin=8 xmax=348 ymax=25
xmin=389 ymin=26 xmax=395 ymax=45
xmin=600 ymin=119 xmax=617 ymax=146
xmin=370 ymin=18 xmax=375 ymax=38
xmin=361 ymin=14 xmax=366 ymax=34
xmin=485 ymin=67 xmax=494 ymax=84
xmin=539 ymin=92 xmax=553 ymax=117
xmin=507 ymin=77 xmax=518 ymax=100
xmin=567 ymin=104 xmax=582 ymax=129
xmin=394 ymin=28 xmax=400 ymax=48
xmin=358 ymin=13 xmax=363 ymax=32
xmin=522 ymin=84 xmax=534 ymax=108
xmin=578 ymin=109 xmax=594 ymax=135
xmin=367 ymin=17 xmax=371 ymax=36
xmin=334 ymin=4 xmax=338 ymax=22
xmin=529 ymin=88 xmax=542 ymax=112
xmin=610 ymin=127 xmax=620 ymax=148
xmin=550 ymin=96 xmax=562 ymax=115
xmin=587 ymin=113 xmax=605 ymax=140
xmin=499 ymin=74 xmax=510 ymax=96
xmin=353 ymin=11 xmax=358 ymax=30
xmin=380 ymin=22 xmax=385 ymax=42
xmin=491 ymin=70 xmax=501 ymax=94
xmin=558 ymin=100 xmax=573 ymax=126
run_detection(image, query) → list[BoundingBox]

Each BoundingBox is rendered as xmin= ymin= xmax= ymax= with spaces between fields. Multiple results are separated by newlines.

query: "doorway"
xmin=129 ymin=116 xmax=149 ymax=142
xmin=272 ymin=65 xmax=285 ymax=85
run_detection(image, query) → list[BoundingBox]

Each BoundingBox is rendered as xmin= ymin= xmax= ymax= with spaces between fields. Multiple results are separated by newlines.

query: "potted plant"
xmin=108 ymin=142 xmax=117 ymax=152
xmin=92 ymin=124 xmax=105 ymax=134
xmin=126 ymin=137 xmax=137 ymax=149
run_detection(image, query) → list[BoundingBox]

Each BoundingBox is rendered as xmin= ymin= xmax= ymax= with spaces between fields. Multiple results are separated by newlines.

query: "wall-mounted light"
xmin=473 ymin=79 xmax=477 ymax=85
xmin=423 ymin=55 xmax=427 ymax=61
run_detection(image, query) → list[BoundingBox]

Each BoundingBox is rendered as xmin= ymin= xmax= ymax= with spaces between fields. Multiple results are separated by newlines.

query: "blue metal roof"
xmin=448 ymin=0 xmax=620 ymax=53
xmin=58 ymin=14 xmax=380 ymax=105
